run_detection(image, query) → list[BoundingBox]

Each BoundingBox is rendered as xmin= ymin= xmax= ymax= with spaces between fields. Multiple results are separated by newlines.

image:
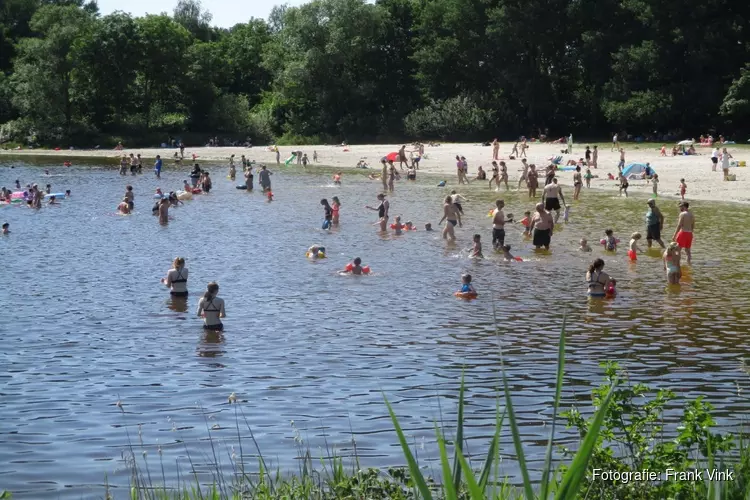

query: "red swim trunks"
xmin=675 ymin=230 xmax=693 ymax=249
xmin=628 ymin=249 xmax=637 ymax=261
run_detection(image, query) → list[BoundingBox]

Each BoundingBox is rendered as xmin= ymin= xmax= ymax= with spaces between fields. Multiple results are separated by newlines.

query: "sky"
xmin=95 ymin=0 xmax=307 ymax=28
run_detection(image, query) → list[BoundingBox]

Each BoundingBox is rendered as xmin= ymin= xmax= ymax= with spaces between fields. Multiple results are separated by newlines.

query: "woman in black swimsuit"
xmin=196 ymin=282 xmax=225 ymax=330
xmin=365 ymin=193 xmax=389 ymax=231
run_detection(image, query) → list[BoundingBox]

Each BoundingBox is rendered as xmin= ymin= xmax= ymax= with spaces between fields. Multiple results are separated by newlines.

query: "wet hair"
xmin=496 ymin=199 xmax=505 ymax=207
xmin=126 ymin=185 xmax=132 ymax=191
xmin=473 ymin=233 xmax=481 ymax=240
xmin=680 ymin=178 xmax=685 ymax=182
xmin=451 ymin=190 xmax=457 ymax=194
xmin=445 ymin=196 xmax=453 ymax=203
xmin=576 ymin=166 xmax=581 ymax=172
xmin=631 ymin=232 xmax=642 ymax=240
xmin=203 ymin=282 xmax=219 ymax=301
xmin=2 ymin=223 xmax=8 ymax=229
xmin=589 ymin=258 xmax=605 ymax=273
xmin=524 ymin=210 xmax=531 ymax=216
xmin=605 ymin=229 xmax=613 ymax=236
xmin=502 ymin=244 xmax=511 ymax=252
xmin=332 ymin=196 xmax=340 ymax=206
xmin=680 ymin=202 xmax=690 ymax=208
xmin=320 ymin=199 xmax=330 ymax=207
xmin=462 ymin=273 xmax=472 ymax=283
xmin=173 ymin=257 xmax=185 ymax=268
xmin=353 ymin=257 xmax=362 ymax=265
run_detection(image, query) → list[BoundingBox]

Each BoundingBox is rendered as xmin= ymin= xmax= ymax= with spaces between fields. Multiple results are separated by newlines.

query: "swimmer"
xmin=425 ymin=223 xmax=433 ymax=231
xmin=458 ymin=273 xmax=476 ymax=294
xmin=183 ymin=180 xmax=192 ymax=192
xmin=628 ymin=232 xmax=642 ymax=261
xmin=229 ymin=161 xmax=236 ymax=181
xmin=169 ymin=192 xmax=183 ymax=207
xmin=130 ymin=153 xmax=138 ymax=175
xmin=471 ymin=234 xmax=483 ymax=258
xmin=161 ymin=257 xmax=189 ymax=296
xmin=367 ymin=173 xmax=381 ymax=180
xmin=365 ymin=193 xmax=389 ymax=232
xmin=155 ymin=188 xmax=164 ymax=198
xmin=65 ymin=190 xmax=71 ymax=197
xmin=45 ymin=170 xmax=50 ymax=176
xmin=392 ymin=215 xmax=404 ymax=235
xmin=158 ymin=197 xmax=169 ymax=224
xmin=606 ymin=279 xmax=617 ymax=298
xmin=520 ymin=211 xmax=532 ymax=237
xmin=332 ymin=197 xmax=341 ymax=225
xmin=321 ymin=199 xmax=333 ymax=230
xmin=196 ymin=282 xmax=226 ymax=330
xmin=125 ymin=185 xmax=134 ymax=210
xmin=302 ymin=153 xmax=309 ymax=167
xmin=404 ymin=221 xmax=415 ymax=230
xmin=117 ymin=197 xmax=131 ymax=214
xmin=586 ymin=258 xmax=613 ymax=297
xmin=307 ymin=244 xmax=326 ymax=259
xmin=15 ymin=180 xmax=21 ymax=189
xmin=45 ymin=184 xmax=51 ymax=194
xmin=2 ymin=223 xmax=9 ymax=234
xmin=439 ymin=195 xmax=462 ymax=241
xmin=47 ymin=195 xmax=58 ymax=205
xmin=491 ymin=199 xmax=510 ymax=249
xmin=343 ymin=257 xmax=370 ymax=275
xmin=201 ymin=171 xmax=212 ymax=193
xmin=333 ymin=172 xmax=342 ymax=185
xmin=679 ymin=178 xmax=687 ymax=200
xmin=602 ymin=229 xmax=618 ymax=251
xmin=664 ymin=242 xmax=682 ymax=285
xmin=501 ymin=244 xmax=516 ymax=261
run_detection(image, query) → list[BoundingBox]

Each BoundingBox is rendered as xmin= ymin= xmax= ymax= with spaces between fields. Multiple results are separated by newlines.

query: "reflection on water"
xmin=1 ymin=158 xmax=750 ymax=498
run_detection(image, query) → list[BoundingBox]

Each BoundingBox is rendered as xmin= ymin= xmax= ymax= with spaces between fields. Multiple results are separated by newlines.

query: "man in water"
xmin=529 ymin=202 xmax=554 ymax=250
xmin=154 ymin=155 xmax=162 ymax=179
xmin=491 ymin=199 xmax=508 ymax=250
xmin=645 ymin=199 xmax=665 ymax=249
xmin=258 ymin=165 xmax=272 ymax=192
xmin=673 ymin=202 xmax=695 ymax=264
xmin=542 ymin=177 xmax=565 ymax=222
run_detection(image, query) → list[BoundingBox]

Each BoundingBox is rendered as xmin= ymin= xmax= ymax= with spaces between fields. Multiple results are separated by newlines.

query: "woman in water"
xmin=158 ymin=197 xmax=169 ymax=224
xmin=190 ymin=164 xmax=202 ymax=188
xmin=388 ymin=164 xmax=398 ymax=192
xmin=365 ymin=193 xmax=389 ymax=232
xmin=438 ymin=195 xmax=462 ymax=241
xmin=586 ymin=258 xmax=613 ymax=297
xmin=161 ymin=257 xmax=189 ymax=296
xmin=527 ymin=164 xmax=539 ymax=198
xmin=331 ymin=196 xmax=341 ymax=225
xmin=196 ymin=282 xmax=226 ymax=330
xmin=201 ymin=171 xmax=212 ymax=193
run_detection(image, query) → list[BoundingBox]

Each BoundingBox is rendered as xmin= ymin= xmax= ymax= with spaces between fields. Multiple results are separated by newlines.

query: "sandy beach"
xmin=2 ymin=141 xmax=748 ymax=203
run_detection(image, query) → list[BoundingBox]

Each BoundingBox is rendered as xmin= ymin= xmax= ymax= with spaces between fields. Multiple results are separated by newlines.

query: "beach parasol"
xmin=677 ymin=139 xmax=693 ymax=146
xmin=385 ymin=152 xmax=400 ymax=162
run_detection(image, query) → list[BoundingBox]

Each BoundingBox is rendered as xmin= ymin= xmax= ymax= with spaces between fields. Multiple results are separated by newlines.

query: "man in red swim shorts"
xmin=672 ymin=202 xmax=695 ymax=264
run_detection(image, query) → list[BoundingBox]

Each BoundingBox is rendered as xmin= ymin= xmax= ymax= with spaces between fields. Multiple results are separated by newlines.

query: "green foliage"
xmin=1 ymin=0 xmax=750 ymax=145
xmin=404 ymin=96 xmax=494 ymax=140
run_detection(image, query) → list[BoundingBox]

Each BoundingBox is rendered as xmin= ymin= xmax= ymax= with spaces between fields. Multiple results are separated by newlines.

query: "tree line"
xmin=0 ymin=0 xmax=749 ymax=147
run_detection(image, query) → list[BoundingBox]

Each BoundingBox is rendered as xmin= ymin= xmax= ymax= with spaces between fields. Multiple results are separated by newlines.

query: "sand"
xmin=2 ymin=141 xmax=748 ymax=203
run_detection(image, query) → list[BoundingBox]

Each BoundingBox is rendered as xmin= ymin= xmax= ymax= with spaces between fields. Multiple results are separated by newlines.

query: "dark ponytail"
xmin=588 ymin=258 xmax=604 ymax=274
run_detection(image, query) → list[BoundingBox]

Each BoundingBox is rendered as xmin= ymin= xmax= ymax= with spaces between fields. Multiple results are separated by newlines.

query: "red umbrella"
xmin=385 ymin=152 xmax=400 ymax=162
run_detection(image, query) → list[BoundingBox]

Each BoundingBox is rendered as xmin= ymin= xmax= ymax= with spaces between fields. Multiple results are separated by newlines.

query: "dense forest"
xmin=0 ymin=0 xmax=749 ymax=146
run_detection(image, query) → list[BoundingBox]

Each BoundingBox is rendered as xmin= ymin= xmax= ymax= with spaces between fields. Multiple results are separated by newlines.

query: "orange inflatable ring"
xmin=514 ymin=256 xmax=523 ymax=262
xmin=344 ymin=263 xmax=371 ymax=274
xmin=454 ymin=291 xmax=478 ymax=299
xmin=362 ymin=266 xmax=371 ymax=274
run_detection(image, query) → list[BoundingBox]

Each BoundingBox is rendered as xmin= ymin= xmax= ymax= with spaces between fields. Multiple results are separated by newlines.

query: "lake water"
xmin=1 ymin=158 xmax=749 ymax=498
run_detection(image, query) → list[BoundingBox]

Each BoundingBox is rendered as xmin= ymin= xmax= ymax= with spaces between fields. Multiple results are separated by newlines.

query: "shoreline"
xmin=2 ymin=142 xmax=748 ymax=204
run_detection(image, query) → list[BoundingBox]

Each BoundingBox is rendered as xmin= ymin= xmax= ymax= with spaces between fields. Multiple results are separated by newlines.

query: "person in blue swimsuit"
xmin=459 ymin=274 xmax=476 ymax=294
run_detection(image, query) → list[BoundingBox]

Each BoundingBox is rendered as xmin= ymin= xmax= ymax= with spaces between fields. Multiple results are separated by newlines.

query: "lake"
xmin=1 ymin=157 xmax=749 ymax=498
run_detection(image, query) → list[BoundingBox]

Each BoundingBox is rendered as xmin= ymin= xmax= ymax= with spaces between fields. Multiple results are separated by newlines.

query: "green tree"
xmin=10 ymin=4 xmax=93 ymax=139
xmin=720 ymin=63 xmax=750 ymax=127
xmin=173 ymin=0 xmax=214 ymax=42
xmin=221 ymin=19 xmax=271 ymax=107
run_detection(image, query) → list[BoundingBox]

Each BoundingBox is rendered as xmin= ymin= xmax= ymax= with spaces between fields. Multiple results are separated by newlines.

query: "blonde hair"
xmin=631 ymin=232 xmax=641 ymax=240
xmin=173 ymin=257 xmax=185 ymax=268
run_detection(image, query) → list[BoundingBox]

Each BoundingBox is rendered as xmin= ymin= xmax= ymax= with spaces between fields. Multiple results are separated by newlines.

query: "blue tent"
xmin=621 ymin=163 xmax=654 ymax=177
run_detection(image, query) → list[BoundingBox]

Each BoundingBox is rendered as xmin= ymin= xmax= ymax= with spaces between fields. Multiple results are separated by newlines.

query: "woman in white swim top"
xmin=586 ymin=258 xmax=612 ymax=297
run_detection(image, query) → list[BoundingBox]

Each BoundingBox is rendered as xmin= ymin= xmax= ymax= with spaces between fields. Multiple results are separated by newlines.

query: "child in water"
xmin=343 ymin=257 xmax=370 ymax=275
xmin=117 ymin=197 xmax=130 ymax=214
xmin=332 ymin=196 xmax=341 ymax=225
xmin=605 ymin=279 xmax=617 ymax=298
xmin=501 ymin=244 xmax=518 ymax=261
xmin=628 ymin=232 xmax=642 ymax=261
xmin=47 ymin=196 xmax=58 ymax=205
xmin=424 ymin=223 xmax=433 ymax=231
xmin=307 ymin=244 xmax=326 ymax=259
xmin=333 ymin=172 xmax=341 ymax=185
xmin=679 ymin=178 xmax=687 ymax=200
xmin=664 ymin=242 xmax=682 ymax=284
xmin=321 ymin=199 xmax=333 ymax=229
xmin=391 ymin=215 xmax=405 ymax=235
xmin=458 ymin=273 xmax=476 ymax=294
xmin=404 ymin=221 xmax=415 ymax=231
xmin=65 ymin=190 xmax=71 ymax=197
xmin=579 ymin=238 xmax=592 ymax=252
xmin=2 ymin=222 xmax=9 ymax=234
xmin=602 ymin=229 xmax=618 ymax=251
xmin=520 ymin=211 xmax=532 ymax=237
xmin=266 ymin=191 xmax=274 ymax=202
xmin=471 ymin=234 xmax=483 ymax=258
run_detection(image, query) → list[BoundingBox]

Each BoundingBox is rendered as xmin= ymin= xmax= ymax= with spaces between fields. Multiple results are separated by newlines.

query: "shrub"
xmin=404 ymin=95 xmax=494 ymax=141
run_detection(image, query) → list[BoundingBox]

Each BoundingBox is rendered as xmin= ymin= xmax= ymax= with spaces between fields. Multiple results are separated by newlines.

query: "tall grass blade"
xmin=540 ymin=319 xmax=567 ymax=499
xmin=435 ymin=425 xmax=458 ymax=500
xmin=384 ymin=396 xmax=433 ymax=500
xmin=555 ymin=380 xmax=617 ymax=500
xmin=479 ymin=404 xmax=505 ymax=491
xmin=452 ymin=370 xmax=466 ymax=489
xmin=455 ymin=445 xmax=484 ymax=500
xmin=501 ymin=364 xmax=535 ymax=500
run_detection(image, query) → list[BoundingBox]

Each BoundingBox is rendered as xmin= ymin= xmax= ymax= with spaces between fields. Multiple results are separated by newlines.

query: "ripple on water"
xmin=2 ymin=159 xmax=750 ymax=497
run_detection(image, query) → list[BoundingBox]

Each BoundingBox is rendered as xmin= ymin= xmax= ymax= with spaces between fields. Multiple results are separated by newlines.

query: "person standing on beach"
xmin=492 ymin=138 xmax=500 ymax=160
xmin=275 ymin=147 xmax=280 ymax=165
xmin=617 ymin=148 xmax=625 ymax=171
xmin=721 ymin=148 xmax=733 ymax=181
xmin=529 ymin=202 xmax=554 ymax=250
xmin=592 ymin=145 xmax=598 ymax=168
xmin=154 ymin=155 xmax=162 ymax=179
xmin=438 ymin=195 xmax=462 ymax=241
xmin=645 ymin=199 xmax=665 ymax=249
xmin=585 ymin=146 xmax=591 ymax=167
xmin=673 ymin=202 xmax=695 ymax=264
xmin=711 ymin=146 xmax=720 ymax=172
xmin=455 ymin=155 xmax=466 ymax=185
xmin=573 ymin=166 xmax=582 ymax=200
xmin=612 ymin=133 xmax=619 ymax=152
